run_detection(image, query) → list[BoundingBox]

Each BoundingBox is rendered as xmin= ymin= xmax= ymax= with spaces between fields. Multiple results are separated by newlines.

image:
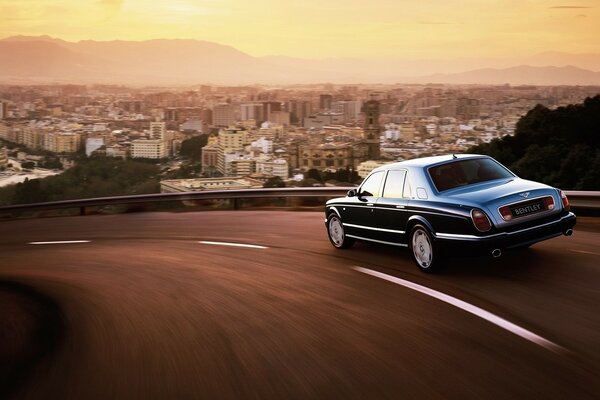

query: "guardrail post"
xmin=233 ymin=198 xmax=240 ymax=210
xmin=80 ymin=206 xmax=85 ymax=216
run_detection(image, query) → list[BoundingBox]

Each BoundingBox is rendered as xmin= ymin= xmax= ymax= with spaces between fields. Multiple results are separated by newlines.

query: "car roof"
xmin=373 ymin=154 xmax=491 ymax=172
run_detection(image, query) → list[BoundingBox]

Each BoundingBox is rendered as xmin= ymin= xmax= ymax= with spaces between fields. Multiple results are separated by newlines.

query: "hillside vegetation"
xmin=470 ymin=95 xmax=600 ymax=190
xmin=0 ymin=156 xmax=160 ymax=206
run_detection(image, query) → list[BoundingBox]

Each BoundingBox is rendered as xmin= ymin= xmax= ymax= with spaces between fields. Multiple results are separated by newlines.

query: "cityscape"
xmin=2 ymin=82 xmax=599 ymax=194
xmin=1 ymin=1 xmax=600 ymax=399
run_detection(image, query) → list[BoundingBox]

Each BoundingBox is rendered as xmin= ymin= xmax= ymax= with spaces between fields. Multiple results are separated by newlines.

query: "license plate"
xmin=511 ymin=202 xmax=544 ymax=217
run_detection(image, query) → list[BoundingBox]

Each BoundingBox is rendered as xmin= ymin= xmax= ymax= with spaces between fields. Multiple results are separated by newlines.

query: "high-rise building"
xmin=333 ymin=100 xmax=361 ymax=122
xmin=288 ymin=100 xmax=313 ymax=126
xmin=362 ymin=99 xmax=382 ymax=160
xmin=213 ymin=104 xmax=236 ymax=127
xmin=457 ymin=98 xmax=481 ymax=120
xmin=149 ymin=121 xmax=166 ymax=140
xmin=262 ymin=101 xmax=281 ymax=122
xmin=216 ymin=128 xmax=247 ymax=175
xmin=268 ymin=111 xmax=290 ymax=126
xmin=0 ymin=101 xmax=7 ymax=119
xmin=240 ymin=103 xmax=264 ymax=123
xmin=319 ymin=94 xmax=333 ymax=110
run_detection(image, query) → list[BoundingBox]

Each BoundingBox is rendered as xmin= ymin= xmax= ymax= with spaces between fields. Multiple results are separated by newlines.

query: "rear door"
xmin=375 ymin=169 xmax=410 ymax=244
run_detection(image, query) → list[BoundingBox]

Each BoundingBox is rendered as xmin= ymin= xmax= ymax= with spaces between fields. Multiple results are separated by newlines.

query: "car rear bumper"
xmin=434 ymin=212 xmax=576 ymax=255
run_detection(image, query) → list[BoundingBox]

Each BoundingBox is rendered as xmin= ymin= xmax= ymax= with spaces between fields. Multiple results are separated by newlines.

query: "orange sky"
xmin=1 ymin=0 xmax=599 ymax=59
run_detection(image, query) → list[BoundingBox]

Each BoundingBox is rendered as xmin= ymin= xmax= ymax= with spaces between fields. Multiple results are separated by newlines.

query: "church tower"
xmin=362 ymin=99 xmax=381 ymax=160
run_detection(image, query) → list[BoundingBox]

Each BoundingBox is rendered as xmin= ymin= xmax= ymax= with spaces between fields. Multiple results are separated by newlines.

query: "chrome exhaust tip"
xmin=492 ymin=249 xmax=502 ymax=258
xmin=564 ymin=229 xmax=573 ymax=236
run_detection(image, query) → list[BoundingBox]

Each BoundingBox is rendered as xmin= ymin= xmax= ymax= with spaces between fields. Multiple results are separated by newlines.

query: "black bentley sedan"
xmin=325 ymin=154 xmax=576 ymax=272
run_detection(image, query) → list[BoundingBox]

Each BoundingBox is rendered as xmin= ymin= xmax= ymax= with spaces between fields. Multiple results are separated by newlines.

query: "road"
xmin=1 ymin=211 xmax=599 ymax=399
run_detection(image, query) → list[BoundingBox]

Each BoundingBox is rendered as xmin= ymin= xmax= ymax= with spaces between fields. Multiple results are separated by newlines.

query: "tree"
xmin=263 ymin=176 xmax=285 ymax=188
xmin=469 ymin=95 xmax=600 ymax=190
xmin=13 ymin=178 xmax=47 ymax=204
xmin=179 ymin=134 xmax=208 ymax=161
xmin=306 ymin=169 xmax=322 ymax=182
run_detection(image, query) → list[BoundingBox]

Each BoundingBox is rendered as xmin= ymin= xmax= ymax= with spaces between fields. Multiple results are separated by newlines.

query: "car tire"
xmin=327 ymin=214 xmax=354 ymax=249
xmin=409 ymin=225 xmax=439 ymax=272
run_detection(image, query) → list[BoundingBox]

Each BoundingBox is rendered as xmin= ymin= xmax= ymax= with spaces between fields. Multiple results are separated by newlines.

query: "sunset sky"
xmin=1 ymin=0 xmax=599 ymax=59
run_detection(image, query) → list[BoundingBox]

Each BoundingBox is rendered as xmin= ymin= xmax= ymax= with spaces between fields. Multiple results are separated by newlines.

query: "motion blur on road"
xmin=1 ymin=211 xmax=599 ymax=399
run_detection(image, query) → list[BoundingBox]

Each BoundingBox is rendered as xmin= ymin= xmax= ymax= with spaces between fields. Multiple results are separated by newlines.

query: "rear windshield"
xmin=428 ymin=158 xmax=514 ymax=192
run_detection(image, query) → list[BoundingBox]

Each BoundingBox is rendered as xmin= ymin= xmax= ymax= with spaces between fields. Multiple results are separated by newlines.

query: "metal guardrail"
xmin=0 ymin=187 xmax=354 ymax=216
xmin=561 ymin=191 xmax=600 ymax=211
xmin=0 ymin=188 xmax=598 ymax=217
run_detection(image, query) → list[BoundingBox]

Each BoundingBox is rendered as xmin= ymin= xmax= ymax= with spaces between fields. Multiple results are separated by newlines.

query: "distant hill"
xmin=0 ymin=36 xmax=319 ymax=85
xmin=1 ymin=36 xmax=600 ymax=85
xmin=413 ymin=65 xmax=600 ymax=85
xmin=469 ymin=95 xmax=600 ymax=190
xmin=0 ymin=40 xmax=103 ymax=79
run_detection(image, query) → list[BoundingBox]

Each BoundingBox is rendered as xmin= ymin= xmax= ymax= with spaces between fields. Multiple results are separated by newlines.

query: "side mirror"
xmin=347 ymin=189 xmax=357 ymax=197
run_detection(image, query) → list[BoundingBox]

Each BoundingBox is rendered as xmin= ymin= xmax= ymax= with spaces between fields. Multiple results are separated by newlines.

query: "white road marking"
xmin=571 ymin=249 xmax=600 ymax=256
xmin=353 ymin=266 xmax=566 ymax=354
xmin=198 ymin=241 xmax=268 ymax=249
xmin=29 ymin=240 xmax=91 ymax=245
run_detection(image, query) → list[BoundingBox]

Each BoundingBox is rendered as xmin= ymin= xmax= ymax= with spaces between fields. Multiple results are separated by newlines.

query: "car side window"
xmin=382 ymin=170 xmax=407 ymax=198
xmin=359 ymin=171 xmax=384 ymax=197
xmin=403 ymin=175 xmax=412 ymax=198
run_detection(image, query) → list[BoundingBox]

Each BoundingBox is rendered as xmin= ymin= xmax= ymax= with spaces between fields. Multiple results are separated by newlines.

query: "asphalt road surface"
xmin=1 ymin=211 xmax=599 ymax=399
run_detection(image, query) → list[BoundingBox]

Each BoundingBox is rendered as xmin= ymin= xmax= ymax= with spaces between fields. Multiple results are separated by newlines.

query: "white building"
xmin=161 ymin=177 xmax=264 ymax=193
xmin=357 ymin=160 xmax=393 ymax=178
xmin=179 ymin=119 xmax=203 ymax=132
xmin=384 ymin=123 xmax=401 ymax=141
xmin=106 ymin=144 xmax=128 ymax=158
xmin=251 ymin=137 xmax=273 ymax=154
xmin=257 ymin=158 xmax=289 ymax=179
xmin=86 ymin=138 xmax=105 ymax=156
xmin=131 ymin=139 xmax=167 ymax=159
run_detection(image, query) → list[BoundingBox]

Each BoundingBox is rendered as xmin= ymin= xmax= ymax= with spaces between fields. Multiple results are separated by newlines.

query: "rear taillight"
xmin=471 ymin=208 xmax=492 ymax=232
xmin=499 ymin=205 xmax=512 ymax=221
xmin=560 ymin=190 xmax=570 ymax=211
xmin=543 ymin=196 xmax=555 ymax=211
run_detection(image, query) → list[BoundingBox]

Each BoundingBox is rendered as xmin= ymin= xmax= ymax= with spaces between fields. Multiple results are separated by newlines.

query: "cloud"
xmin=549 ymin=5 xmax=591 ymax=9
xmin=575 ymin=14 xmax=587 ymax=17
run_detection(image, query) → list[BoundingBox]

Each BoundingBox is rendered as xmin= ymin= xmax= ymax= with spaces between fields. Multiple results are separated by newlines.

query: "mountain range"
xmin=1 ymin=35 xmax=600 ymax=86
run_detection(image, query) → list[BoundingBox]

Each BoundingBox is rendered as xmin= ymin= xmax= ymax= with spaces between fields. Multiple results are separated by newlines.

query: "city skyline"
xmin=1 ymin=0 xmax=599 ymax=60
